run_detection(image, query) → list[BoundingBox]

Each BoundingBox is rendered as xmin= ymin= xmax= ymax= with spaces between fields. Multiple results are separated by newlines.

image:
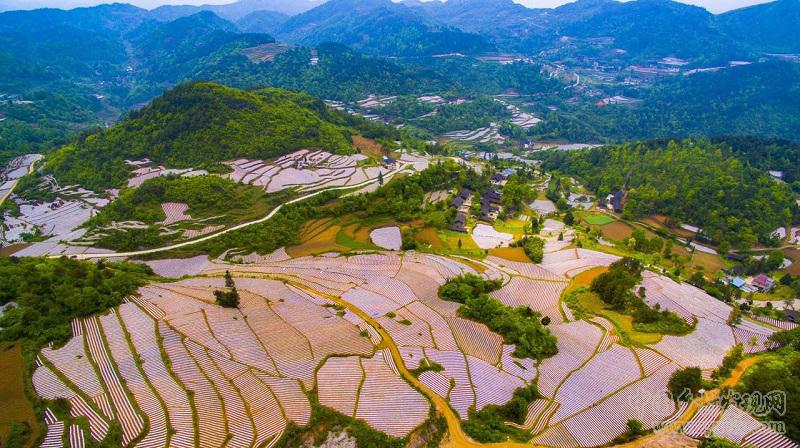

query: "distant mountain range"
xmin=408 ymin=0 xmax=800 ymax=59
xmin=2 ymin=0 xmax=797 ymax=59
xmin=274 ymin=0 xmax=492 ymax=57
xmin=148 ymin=0 xmax=323 ymax=22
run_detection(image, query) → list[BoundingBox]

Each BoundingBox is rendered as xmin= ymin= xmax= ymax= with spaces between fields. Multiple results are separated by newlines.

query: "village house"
xmin=603 ymin=190 xmax=624 ymax=213
xmin=752 ymin=274 xmax=776 ymax=292
xmin=382 ymin=155 xmax=398 ymax=170
xmin=449 ymin=211 xmax=468 ymax=233
xmin=479 ymin=188 xmax=503 ymax=222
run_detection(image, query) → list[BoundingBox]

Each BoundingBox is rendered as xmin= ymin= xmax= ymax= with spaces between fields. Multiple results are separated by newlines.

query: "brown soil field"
xmin=340 ymin=224 xmax=373 ymax=245
xmin=415 ymin=227 xmax=444 ymax=250
xmin=641 ymin=214 xmax=696 ymax=238
xmin=287 ymin=225 xmax=348 ymax=257
xmin=0 ymin=243 xmax=30 ymax=256
xmin=488 ymin=247 xmax=530 ymax=262
xmin=457 ymin=257 xmax=487 ymax=273
xmin=352 ymin=135 xmax=385 ymax=158
xmin=0 ymin=343 xmax=38 ymax=446
xmin=671 ymin=244 xmax=690 ymax=258
xmin=783 ymin=248 xmax=800 ymax=275
xmin=688 ymin=251 xmax=727 ymax=274
xmin=601 ymin=221 xmax=635 ymax=240
xmin=298 ymin=218 xmax=334 ymax=240
xmin=565 ymin=266 xmax=608 ymax=295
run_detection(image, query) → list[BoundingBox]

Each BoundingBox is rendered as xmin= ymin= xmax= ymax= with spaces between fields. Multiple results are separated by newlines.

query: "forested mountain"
xmin=276 ymin=0 xmax=491 ymax=57
xmin=44 ymin=82 xmax=387 ymax=190
xmin=718 ymin=0 xmax=800 ymax=53
xmin=235 ymin=10 xmax=290 ymax=34
xmin=537 ymin=140 xmax=800 ymax=249
xmin=126 ymin=11 xmax=274 ymax=102
xmin=532 ymin=62 xmax=800 ymax=143
xmin=556 ymin=0 xmax=739 ymax=62
xmin=411 ymin=0 xmax=794 ymax=61
xmin=405 ymin=0 xmax=550 ymax=52
xmin=149 ymin=0 xmax=324 ymax=22
xmin=191 ymin=43 xmax=453 ymax=101
xmin=2 ymin=0 xmax=800 ymax=161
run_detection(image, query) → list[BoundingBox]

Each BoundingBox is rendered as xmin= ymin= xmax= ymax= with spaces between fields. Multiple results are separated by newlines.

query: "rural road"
xmin=65 ymin=163 xmax=410 ymax=260
xmin=0 ymin=154 xmax=41 ymax=206
xmin=262 ymin=278 xmax=549 ymax=448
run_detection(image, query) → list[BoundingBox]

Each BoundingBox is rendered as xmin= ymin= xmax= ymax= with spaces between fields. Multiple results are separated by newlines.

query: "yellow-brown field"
xmin=600 ymin=221 xmax=635 ymax=240
xmin=0 ymin=343 xmax=38 ymax=446
xmin=488 ymin=247 xmax=530 ymax=263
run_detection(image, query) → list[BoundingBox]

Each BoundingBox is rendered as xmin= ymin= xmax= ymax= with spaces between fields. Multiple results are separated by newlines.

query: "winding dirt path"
xmin=56 ymin=164 xmax=410 ymax=260
xmin=284 ymin=280 xmax=545 ymax=448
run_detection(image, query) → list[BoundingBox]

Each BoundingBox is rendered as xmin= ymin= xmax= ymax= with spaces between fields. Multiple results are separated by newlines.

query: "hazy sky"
xmin=0 ymin=0 xmax=776 ymax=13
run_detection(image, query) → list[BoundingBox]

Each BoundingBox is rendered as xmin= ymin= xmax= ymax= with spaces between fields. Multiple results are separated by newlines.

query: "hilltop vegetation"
xmin=88 ymin=175 xmax=272 ymax=227
xmin=44 ymin=83 xmax=364 ymax=190
xmin=538 ymin=140 xmax=799 ymax=249
xmin=192 ymin=43 xmax=452 ymax=102
xmin=0 ymin=257 xmax=153 ymax=346
xmin=440 ymin=274 xmax=558 ymax=360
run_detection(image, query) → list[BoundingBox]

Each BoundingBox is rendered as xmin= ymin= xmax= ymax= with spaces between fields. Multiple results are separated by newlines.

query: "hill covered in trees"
xmin=44 ymin=82 xmax=379 ymax=190
xmin=532 ymin=62 xmax=800 ymax=143
xmin=537 ymin=139 xmax=799 ymax=249
xmin=275 ymin=0 xmax=491 ymax=57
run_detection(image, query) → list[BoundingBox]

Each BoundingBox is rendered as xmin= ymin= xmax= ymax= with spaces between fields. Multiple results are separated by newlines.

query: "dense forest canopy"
xmin=537 ymin=139 xmax=799 ymax=249
xmin=0 ymin=257 xmax=153 ymax=346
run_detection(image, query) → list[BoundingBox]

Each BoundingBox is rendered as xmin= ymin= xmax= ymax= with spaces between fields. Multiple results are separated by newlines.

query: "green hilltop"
xmin=44 ymin=82 xmax=377 ymax=190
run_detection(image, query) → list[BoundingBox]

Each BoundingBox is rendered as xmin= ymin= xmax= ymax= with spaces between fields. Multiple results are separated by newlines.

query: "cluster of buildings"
xmin=479 ymin=188 xmax=502 ymax=223
xmin=727 ymin=273 xmax=776 ymax=293
xmin=449 ymin=188 xmax=472 ymax=233
xmin=491 ymin=168 xmax=515 ymax=185
xmin=447 ymin=183 xmax=506 ymax=233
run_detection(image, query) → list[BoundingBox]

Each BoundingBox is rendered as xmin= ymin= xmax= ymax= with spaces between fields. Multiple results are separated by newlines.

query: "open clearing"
xmin=583 ymin=213 xmax=615 ymax=226
xmin=600 ymin=221 xmax=634 ymax=240
xmin=488 ymin=247 xmax=531 ymax=262
xmin=688 ymin=251 xmax=727 ymax=273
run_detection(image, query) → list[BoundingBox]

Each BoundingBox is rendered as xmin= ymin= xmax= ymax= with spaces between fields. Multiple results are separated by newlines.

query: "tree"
xmin=767 ymin=250 xmax=785 ymax=271
xmin=590 ymin=257 xmax=643 ymax=310
xmin=564 ymin=210 xmax=575 ymax=226
xmin=668 ymin=367 xmax=703 ymax=401
xmin=511 ymin=236 xmax=545 ymax=263
xmin=699 ymin=437 xmax=742 ymax=448
xmin=224 ymin=270 xmax=235 ymax=288
xmin=214 ymin=287 xmax=240 ymax=308
xmin=613 ymin=419 xmax=647 ymax=443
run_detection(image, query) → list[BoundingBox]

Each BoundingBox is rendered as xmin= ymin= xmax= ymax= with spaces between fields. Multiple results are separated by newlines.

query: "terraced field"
xmin=31 ymin=246 xmax=791 ymax=447
xmin=31 ymin=276 xmax=424 ymax=447
xmin=225 ymin=150 xmax=388 ymax=193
